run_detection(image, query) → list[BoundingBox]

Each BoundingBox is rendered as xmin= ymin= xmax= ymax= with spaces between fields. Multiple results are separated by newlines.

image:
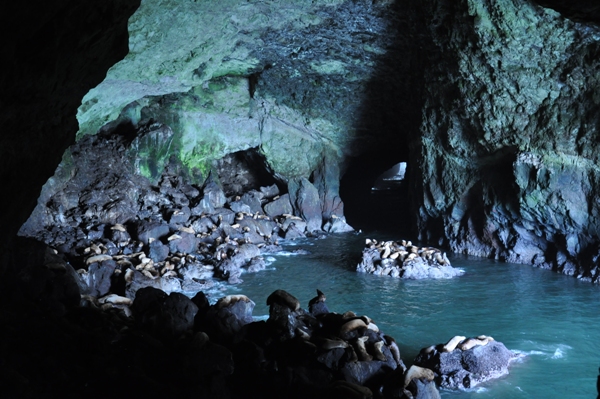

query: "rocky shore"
xmin=19 ymin=125 xmax=355 ymax=301
xmin=3 ymin=238 xmax=518 ymax=399
xmin=11 ymin=124 xmax=520 ymax=398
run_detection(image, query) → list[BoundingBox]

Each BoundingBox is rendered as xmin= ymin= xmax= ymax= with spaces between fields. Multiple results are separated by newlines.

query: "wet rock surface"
xmin=19 ymin=127 xmax=356 ymax=300
xmin=357 ymin=238 xmax=463 ymax=279
xmin=2 ymin=250 xmax=445 ymax=399
xmin=413 ymin=336 xmax=519 ymax=390
xmin=412 ymin=0 xmax=600 ymax=281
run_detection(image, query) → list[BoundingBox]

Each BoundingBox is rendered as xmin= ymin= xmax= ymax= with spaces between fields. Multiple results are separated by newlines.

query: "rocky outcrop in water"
xmin=413 ymin=335 xmax=518 ymax=390
xmin=2 ymin=248 xmax=442 ymax=399
xmin=357 ymin=238 xmax=463 ymax=279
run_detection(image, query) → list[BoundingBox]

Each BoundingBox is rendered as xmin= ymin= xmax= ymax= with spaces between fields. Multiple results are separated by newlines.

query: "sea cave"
xmin=2 ymin=0 xmax=600 ymax=398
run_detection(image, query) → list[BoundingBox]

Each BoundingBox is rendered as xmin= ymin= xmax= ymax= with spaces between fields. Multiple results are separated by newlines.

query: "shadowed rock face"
xmin=412 ymin=0 xmax=600 ymax=280
xmin=4 ymin=0 xmax=600 ymax=284
xmin=0 ymin=0 xmax=140 ymax=277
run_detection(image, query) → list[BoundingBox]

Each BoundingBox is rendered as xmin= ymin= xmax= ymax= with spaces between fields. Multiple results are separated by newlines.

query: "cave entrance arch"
xmin=340 ymin=154 xmax=411 ymax=236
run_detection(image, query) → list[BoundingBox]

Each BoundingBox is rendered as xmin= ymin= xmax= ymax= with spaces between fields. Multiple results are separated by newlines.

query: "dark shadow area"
xmin=533 ymin=0 xmax=600 ymax=24
xmin=340 ymin=0 xmax=433 ymax=236
xmin=215 ymin=148 xmax=280 ymax=196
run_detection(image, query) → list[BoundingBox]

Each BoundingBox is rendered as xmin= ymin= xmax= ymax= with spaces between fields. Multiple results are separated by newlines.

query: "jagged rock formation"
xmin=412 ymin=0 xmax=600 ymax=280
xmin=0 ymin=0 xmax=140 ymax=256
xmin=25 ymin=0 xmax=596 ymax=282
xmin=67 ymin=0 xmax=422 ymax=232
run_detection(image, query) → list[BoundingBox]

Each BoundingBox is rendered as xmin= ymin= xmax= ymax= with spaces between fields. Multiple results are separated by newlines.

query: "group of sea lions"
xmin=365 ymin=239 xmax=451 ymax=266
xmin=72 ymin=207 xmax=322 ymax=299
xmin=357 ymin=238 xmax=463 ymax=279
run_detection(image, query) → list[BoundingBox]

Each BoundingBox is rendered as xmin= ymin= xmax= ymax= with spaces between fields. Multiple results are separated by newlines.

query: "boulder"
xmin=260 ymin=184 xmax=280 ymax=199
xmin=149 ymin=240 xmax=169 ymax=262
xmin=203 ymin=177 xmax=226 ymax=208
xmin=264 ymin=193 xmax=293 ymax=217
xmin=323 ymin=216 xmax=354 ymax=233
xmin=136 ymin=221 xmax=170 ymax=245
xmin=285 ymin=222 xmax=306 ymax=240
xmin=167 ymin=206 xmax=190 ymax=225
xmin=288 ymin=178 xmax=323 ymax=233
xmin=82 ymin=259 xmax=117 ymax=297
xmin=413 ymin=338 xmax=516 ymax=389
xmin=168 ymin=231 xmax=197 ymax=254
xmin=205 ymin=295 xmax=255 ymax=338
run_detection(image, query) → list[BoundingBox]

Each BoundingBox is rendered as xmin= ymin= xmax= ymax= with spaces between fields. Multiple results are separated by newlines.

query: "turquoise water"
xmin=211 ymin=232 xmax=600 ymax=398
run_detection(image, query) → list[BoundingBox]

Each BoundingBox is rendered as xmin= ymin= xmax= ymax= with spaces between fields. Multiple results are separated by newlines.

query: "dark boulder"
xmin=136 ymin=221 xmax=170 ymax=245
xmin=149 ymin=239 xmax=169 ymax=262
xmin=288 ymin=178 xmax=323 ymax=233
xmin=414 ymin=338 xmax=516 ymax=389
xmin=83 ymin=259 xmax=117 ymax=297
xmin=168 ymin=231 xmax=197 ymax=254
xmin=264 ymin=193 xmax=293 ymax=218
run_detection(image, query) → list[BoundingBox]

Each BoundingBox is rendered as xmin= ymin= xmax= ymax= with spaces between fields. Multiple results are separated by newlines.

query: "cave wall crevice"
xmin=413 ymin=0 xmax=600 ymax=280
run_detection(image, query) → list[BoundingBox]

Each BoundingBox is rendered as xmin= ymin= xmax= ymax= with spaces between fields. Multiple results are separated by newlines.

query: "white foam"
xmin=551 ymin=348 xmax=564 ymax=359
xmin=513 ymin=341 xmax=571 ymax=361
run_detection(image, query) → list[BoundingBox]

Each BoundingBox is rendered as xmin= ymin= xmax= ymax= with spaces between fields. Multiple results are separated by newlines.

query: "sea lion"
xmin=308 ymin=289 xmax=329 ymax=316
xmin=381 ymin=246 xmax=391 ymax=259
xmin=385 ymin=335 xmax=403 ymax=366
xmin=406 ymin=253 xmax=418 ymax=262
xmin=179 ymin=226 xmax=195 ymax=234
xmin=317 ymin=337 xmax=349 ymax=350
xmin=339 ymin=318 xmax=368 ymax=337
xmin=295 ymin=326 xmax=311 ymax=341
xmin=372 ymin=340 xmax=387 ymax=361
xmin=458 ymin=336 xmax=494 ymax=350
xmin=266 ymin=289 xmax=300 ymax=311
xmin=353 ymin=336 xmax=372 ymax=361
xmin=403 ymin=365 xmax=435 ymax=388
xmin=124 ymin=268 xmax=135 ymax=283
xmin=457 ymin=337 xmax=482 ymax=351
xmin=98 ymin=294 xmax=132 ymax=306
xmin=419 ymin=345 xmax=437 ymax=356
xmin=342 ymin=311 xmax=358 ymax=319
xmin=85 ymin=254 xmax=112 ymax=265
xmin=111 ymin=224 xmax=126 ymax=232
xmin=441 ymin=335 xmax=466 ymax=352
xmin=215 ymin=294 xmax=252 ymax=310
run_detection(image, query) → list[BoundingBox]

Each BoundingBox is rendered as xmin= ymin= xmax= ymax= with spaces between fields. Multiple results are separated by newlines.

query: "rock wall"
xmin=0 ymin=0 xmax=139 ymax=272
xmin=412 ymin=0 xmax=600 ymax=279
xmin=53 ymin=0 xmax=423 ymax=231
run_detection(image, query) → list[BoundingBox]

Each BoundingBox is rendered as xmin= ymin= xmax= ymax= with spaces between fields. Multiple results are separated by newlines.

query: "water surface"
xmin=210 ymin=232 xmax=600 ymax=398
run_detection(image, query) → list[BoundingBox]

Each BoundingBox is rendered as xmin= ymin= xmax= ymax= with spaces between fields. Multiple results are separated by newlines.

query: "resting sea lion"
xmin=441 ymin=335 xmax=466 ymax=352
xmin=266 ymin=289 xmax=300 ymax=311
xmin=403 ymin=365 xmax=435 ymax=388
xmin=339 ymin=318 xmax=368 ymax=337
xmin=353 ymin=336 xmax=372 ymax=361
xmin=372 ymin=340 xmax=387 ymax=361
xmin=215 ymin=294 xmax=252 ymax=310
